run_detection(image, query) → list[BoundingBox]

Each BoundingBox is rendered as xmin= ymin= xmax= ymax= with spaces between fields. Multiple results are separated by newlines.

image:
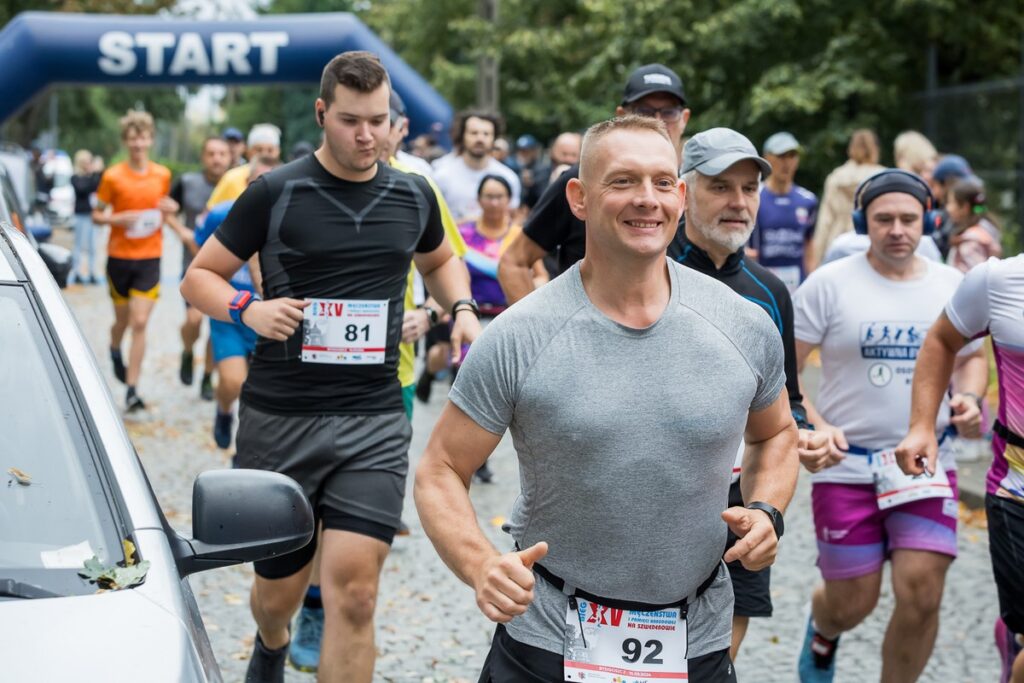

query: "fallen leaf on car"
xmin=490 ymin=516 xmax=505 ymax=527
xmin=122 ymin=539 xmax=138 ymax=565
xmin=78 ymin=554 xmax=150 ymax=591
xmin=7 ymin=467 xmax=31 ymax=486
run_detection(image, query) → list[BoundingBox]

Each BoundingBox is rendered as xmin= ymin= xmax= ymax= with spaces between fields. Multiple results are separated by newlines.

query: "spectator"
xmin=894 ymin=130 xmax=938 ymax=180
xmin=222 ymin=127 xmax=246 ymax=167
xmin=69 ymin=149 xmax=101 ymax=285
xmin=930 ymin=154 xmax=974 ymax=257
xmin=946 ymin=176 xmax=1003 ymax=273
xmin=809 ymin=128 xmax=884 ymax=269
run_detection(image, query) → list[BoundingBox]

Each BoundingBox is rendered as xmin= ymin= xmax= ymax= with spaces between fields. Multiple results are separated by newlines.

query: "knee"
xmin=251 ymin=582 xmax=301 ymax=623
xmin=893 ymin=574 xmax=945 ymax=618
xmin=129 ymin=316 xmax=148 ymax=335
xmin=330 ymin=582 xmax=377 ymax=627
xmin=824 ymin=586 xmax=878 ymax=630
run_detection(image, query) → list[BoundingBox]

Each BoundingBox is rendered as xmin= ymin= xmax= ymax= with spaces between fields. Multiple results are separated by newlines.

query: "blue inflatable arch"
xmin=0 ymin=12 xmax=452 ymax=145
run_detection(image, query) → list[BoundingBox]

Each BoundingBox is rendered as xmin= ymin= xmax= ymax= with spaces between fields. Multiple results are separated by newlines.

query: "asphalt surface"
xmin=59 ymin=228 xmax=1002 ymax=682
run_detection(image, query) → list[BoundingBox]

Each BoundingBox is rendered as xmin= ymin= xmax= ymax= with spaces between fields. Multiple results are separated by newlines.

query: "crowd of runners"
xmin=58 ymin=50 xmax=1022 ymax=683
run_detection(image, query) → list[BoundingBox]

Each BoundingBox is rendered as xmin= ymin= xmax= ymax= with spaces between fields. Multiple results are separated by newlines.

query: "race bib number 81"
xmin=564 ymin=598 xmax=688 ymax=682
xmin=301 ymin=298 xmax=388 ymax=365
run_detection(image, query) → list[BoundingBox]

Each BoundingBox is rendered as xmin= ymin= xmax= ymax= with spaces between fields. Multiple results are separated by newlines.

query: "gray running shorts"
xmin=235 ymin=403 xmax=412 ymax=579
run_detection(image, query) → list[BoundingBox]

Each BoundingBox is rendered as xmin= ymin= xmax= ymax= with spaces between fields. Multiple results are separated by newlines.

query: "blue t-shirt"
xmin=751 ymin=184 xmax=818 ymax=289
xmin=195 ymin=200 xmax=254 ymax=292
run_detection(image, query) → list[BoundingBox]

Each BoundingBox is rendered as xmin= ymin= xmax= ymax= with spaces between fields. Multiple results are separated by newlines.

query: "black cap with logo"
xmin=622 ymin=64 xmax=687 ymax=107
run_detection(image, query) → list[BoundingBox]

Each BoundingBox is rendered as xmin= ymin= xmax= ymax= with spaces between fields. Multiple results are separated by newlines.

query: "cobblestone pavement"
xmin=59 ymin=232 xmax=1001 ymax=682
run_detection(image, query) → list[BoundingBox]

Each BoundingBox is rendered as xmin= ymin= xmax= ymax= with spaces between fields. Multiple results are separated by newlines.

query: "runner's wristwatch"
xmin=747 ymin=501 xmax=784 ymax=539
xmin=228 ymin=290 xmax=260 ymax=329
xmin=451 ymin=298 xmax=480 ymax=318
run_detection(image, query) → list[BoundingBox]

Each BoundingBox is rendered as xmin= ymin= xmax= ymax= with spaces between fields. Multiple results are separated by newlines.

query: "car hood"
xmin=0 ymin=587 xmax=209 ymax=681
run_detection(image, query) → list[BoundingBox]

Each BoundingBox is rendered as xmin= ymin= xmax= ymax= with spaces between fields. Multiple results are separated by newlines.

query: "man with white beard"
xmin=671 ymin=127 xmax=829 ymax=660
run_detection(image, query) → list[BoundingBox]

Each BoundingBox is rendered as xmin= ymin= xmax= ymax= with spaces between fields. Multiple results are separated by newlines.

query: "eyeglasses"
xmin=628 ymin=105 xmax=685 ymax=122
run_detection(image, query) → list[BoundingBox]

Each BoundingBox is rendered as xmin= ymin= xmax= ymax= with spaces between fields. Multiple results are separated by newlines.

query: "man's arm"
xmin=414 ymin=241 xmax=479 ymax=361
xmin=181 ymin=236 xmax=306 ymax=339
xmin=794 ymin=339 xmax=849 ymax=471
xmin=415 ymin=402 xmax=548 ymax=623
xmin=497 ymin=232 xmax=549 ymax=305
xmin=895 ymin=313 xmax=984 ymax=474
xmin=726 ymin=390 xmax=798 ymax=571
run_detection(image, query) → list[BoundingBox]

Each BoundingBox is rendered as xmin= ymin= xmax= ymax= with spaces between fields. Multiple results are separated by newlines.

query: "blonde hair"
xmin=119 ymin=109 xmax=155 ymax=139
xmin=579 ymin=115 xmax=671 ymax=181
xmin=893 ymin=130 xmax=937 ymax=174
xmin=847 ymin=129 xmax=879 ymax=165
xmin=73 ymin=149 xmax=93 ymax=175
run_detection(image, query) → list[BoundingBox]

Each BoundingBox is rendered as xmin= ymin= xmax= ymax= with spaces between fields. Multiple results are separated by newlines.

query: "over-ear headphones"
xmin=852 ymin=169 xmax=940 ymax=235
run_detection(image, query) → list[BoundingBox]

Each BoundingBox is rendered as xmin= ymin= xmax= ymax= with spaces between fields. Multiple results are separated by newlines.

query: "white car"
xmin=0 ymin=222 xmax=314 ymax=681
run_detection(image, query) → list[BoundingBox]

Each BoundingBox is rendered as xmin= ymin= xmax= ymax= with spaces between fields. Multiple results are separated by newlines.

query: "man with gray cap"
xmin=749 ymin=132 xmax=818 ymax=292
xmin=416 ymin=115 xmax=798 ymax=682
xmin=497 ymin=63 xmax=690 ymax=304
xmin=677 ymin=127 xmax=828 ymax=659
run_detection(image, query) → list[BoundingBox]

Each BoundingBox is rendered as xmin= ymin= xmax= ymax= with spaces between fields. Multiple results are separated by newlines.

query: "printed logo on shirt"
xmin=796 ymin=206 xmax=810 ymax=225
xmin=943 ymin=498 xmax=959 ymax=519
xmin=860 ymin=321 xmax=929 ymax=360
xmin=867 ymin=362 xmax=893 ymax=387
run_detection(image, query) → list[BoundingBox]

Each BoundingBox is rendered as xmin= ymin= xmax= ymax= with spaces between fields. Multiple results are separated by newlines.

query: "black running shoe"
xmin=125 ymin=388 xmax=146 ymax=413
xmin=110 ymin=348 xmax=126 ymax=384
xmin=474 ymin=460 xmax=495 ymax=484
xmin=415 ymin=368 xmax=434 ymax=403
xmin=179 ymin=350 xmax=194 ymax=386
xmin=245 ymin=631 xmax=288 ymax=683
xmin=200 ymin=372 xmax=214 ymax=401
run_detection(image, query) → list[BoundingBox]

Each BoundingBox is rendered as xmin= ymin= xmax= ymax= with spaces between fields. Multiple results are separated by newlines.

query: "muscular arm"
xmin=740 ymin=390 xmax=799 ymax=513
xmin=498 ymin=232 xmax=548 ymax=304
xmin=415 ymin=402 xmax=546 ymax=622
xmin=180 ymin=236 xmax=248 ymax=322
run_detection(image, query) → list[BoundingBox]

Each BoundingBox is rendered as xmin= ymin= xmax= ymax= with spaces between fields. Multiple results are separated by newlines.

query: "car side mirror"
xmin=172 ymin=470 xmax=314 ymax=578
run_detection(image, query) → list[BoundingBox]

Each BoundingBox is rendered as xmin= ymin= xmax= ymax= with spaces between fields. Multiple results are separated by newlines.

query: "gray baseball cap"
xmin=763 ymin=131 xmax=800 ymax=156
xmin=682 ymin=127 xmax=772 ymax=177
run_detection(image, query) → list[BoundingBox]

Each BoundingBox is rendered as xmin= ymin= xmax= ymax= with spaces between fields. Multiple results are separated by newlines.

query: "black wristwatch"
xmin=451 ymin=298 xmax=480 ymax=318
xmin=747 ymin=502 xmax=784 ymax=539
xmin=418 ymin=303 xmax=439 ymax=326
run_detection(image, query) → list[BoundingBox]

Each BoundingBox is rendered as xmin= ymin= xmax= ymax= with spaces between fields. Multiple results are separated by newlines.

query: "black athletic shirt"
xmin=522 ymin=164 xmax=585 ymax=274
xmin=215 ymin=156 xmax=445 ymax=416
xmin=668 ymin=230 xmax=810 ymax=429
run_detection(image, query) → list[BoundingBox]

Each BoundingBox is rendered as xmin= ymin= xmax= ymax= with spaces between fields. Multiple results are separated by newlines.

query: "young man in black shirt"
xmin=182 ymin=51 xmax=479 ymax=683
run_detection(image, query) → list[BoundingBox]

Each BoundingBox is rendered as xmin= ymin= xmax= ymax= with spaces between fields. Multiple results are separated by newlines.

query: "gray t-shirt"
xmin=170 ymin=171 xmax=217 ymax=269
xmin=450 ymin=258 xmax=786 ymax=657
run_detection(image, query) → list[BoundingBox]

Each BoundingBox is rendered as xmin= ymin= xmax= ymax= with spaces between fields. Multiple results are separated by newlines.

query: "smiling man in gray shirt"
xmin=415 ymin=115 xmax=798 ymax=682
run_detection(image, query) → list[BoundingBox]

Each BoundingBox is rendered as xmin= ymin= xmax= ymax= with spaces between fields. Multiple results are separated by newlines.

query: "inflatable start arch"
xmin=0 ymin=12 xmax=452 ymax=145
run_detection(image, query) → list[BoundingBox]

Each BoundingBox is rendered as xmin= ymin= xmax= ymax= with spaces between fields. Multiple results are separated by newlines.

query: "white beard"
xmin=693 ymin=217 xmax=753 ymax=253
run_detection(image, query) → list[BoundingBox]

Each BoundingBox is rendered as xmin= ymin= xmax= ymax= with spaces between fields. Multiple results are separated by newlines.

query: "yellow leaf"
xmin=123 ymin=539 xmax=137 ymax=566
xmin=7 ymin=467 xmax=31 ymax=486
xmin=490 ymin=516 xmax=505 ymax=527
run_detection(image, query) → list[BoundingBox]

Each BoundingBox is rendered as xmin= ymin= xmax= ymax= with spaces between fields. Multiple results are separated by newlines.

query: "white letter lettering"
xmin=168 ymin=32 xmax=211 ymax=76
xmin=211 ymin=32 xmax=251 ymax=75
xmin=134 ymin=32 xmax=175 ymax=75
xmin=98 ymin=31 xmax=136 ymax=75
xmin=249 ymin=32 xmax=289 ymax=74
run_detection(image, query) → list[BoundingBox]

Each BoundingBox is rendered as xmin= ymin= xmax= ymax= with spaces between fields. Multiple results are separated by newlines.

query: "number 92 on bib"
xmin=301 ymin=298 xmax=388 ymax=365
xmin=564 ymin=597 xmax=688 ymax=682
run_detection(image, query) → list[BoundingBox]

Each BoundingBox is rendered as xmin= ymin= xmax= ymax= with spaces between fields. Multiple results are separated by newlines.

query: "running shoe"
xmin=213 ymin=410 xmax=234 ymax=449
xmin=415 ymin=368 xmax=434 ymax=403
xmin=797 ymin=608 xmax=838 ymax=682
xmin=474 ymin=461 xmax=495 ymax=484
xmin=288 ymin=607 xmax=324 ymax=672
xmin=995 ymin=616 xmax=1023 ymax=683
xmin=200 ymin=372 xmax=214 ymax=401
xmin=110 ymin=348 xmax=126 ymax=384
xmin=125 ymin=389 xmax=146 ymax=414
xmin=179 ymin=350 xmax=194 ymax=386
xmin=245 ymin=631 xmax=288 ymax=683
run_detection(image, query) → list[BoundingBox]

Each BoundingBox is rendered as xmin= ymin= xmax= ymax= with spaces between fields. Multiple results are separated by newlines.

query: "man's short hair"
xmin=201 ymin=136 xmax=228 ymax=153
xmin=119 ymin=110 xmax=154 ymax=139
xmin=578 ymin=115 xmax=671 ymax=181
xmin=319 ymin=51 xmax=390 ymax=106
xmin=451 ymin=109 xmax=504 ymax=152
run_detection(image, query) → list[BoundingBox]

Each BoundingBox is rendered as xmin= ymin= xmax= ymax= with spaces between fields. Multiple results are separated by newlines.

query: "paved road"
xmin=60 ymin=232 xmax=1001 ymax=682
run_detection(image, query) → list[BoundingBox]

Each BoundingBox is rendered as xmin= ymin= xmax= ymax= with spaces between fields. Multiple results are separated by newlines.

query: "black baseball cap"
xmin=622 ymin=64 xmax=686 ymax=107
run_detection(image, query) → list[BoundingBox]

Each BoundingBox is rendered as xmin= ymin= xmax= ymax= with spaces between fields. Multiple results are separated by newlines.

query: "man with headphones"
xmin=790 ymin=169 xmax=988 ymax=682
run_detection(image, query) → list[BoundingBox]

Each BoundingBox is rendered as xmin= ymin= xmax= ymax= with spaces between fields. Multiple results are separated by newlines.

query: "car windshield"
xmin=0 ymin=284 xmax=122 ymax=591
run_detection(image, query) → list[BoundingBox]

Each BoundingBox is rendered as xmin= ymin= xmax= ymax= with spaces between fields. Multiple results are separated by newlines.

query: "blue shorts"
xmin=209 ymin=318 xmax=257 ymax=362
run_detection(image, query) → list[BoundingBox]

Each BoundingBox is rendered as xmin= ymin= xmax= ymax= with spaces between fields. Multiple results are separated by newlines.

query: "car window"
xmin=0 ymin=285 xmax=123 ymax=586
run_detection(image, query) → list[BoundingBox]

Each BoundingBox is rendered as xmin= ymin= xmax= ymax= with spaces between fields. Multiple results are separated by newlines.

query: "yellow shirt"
xmin=391 ymin=157 xmax=466 ymax=388
xmin=206 ymin=164 xmax=250 ymax=208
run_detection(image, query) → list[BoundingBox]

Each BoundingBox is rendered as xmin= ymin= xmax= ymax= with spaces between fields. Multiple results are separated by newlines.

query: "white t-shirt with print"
xmin=431 ymin=154 xmax=521 ymax=222
xmin=794 ymin=253 xmax=978 ymax=484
